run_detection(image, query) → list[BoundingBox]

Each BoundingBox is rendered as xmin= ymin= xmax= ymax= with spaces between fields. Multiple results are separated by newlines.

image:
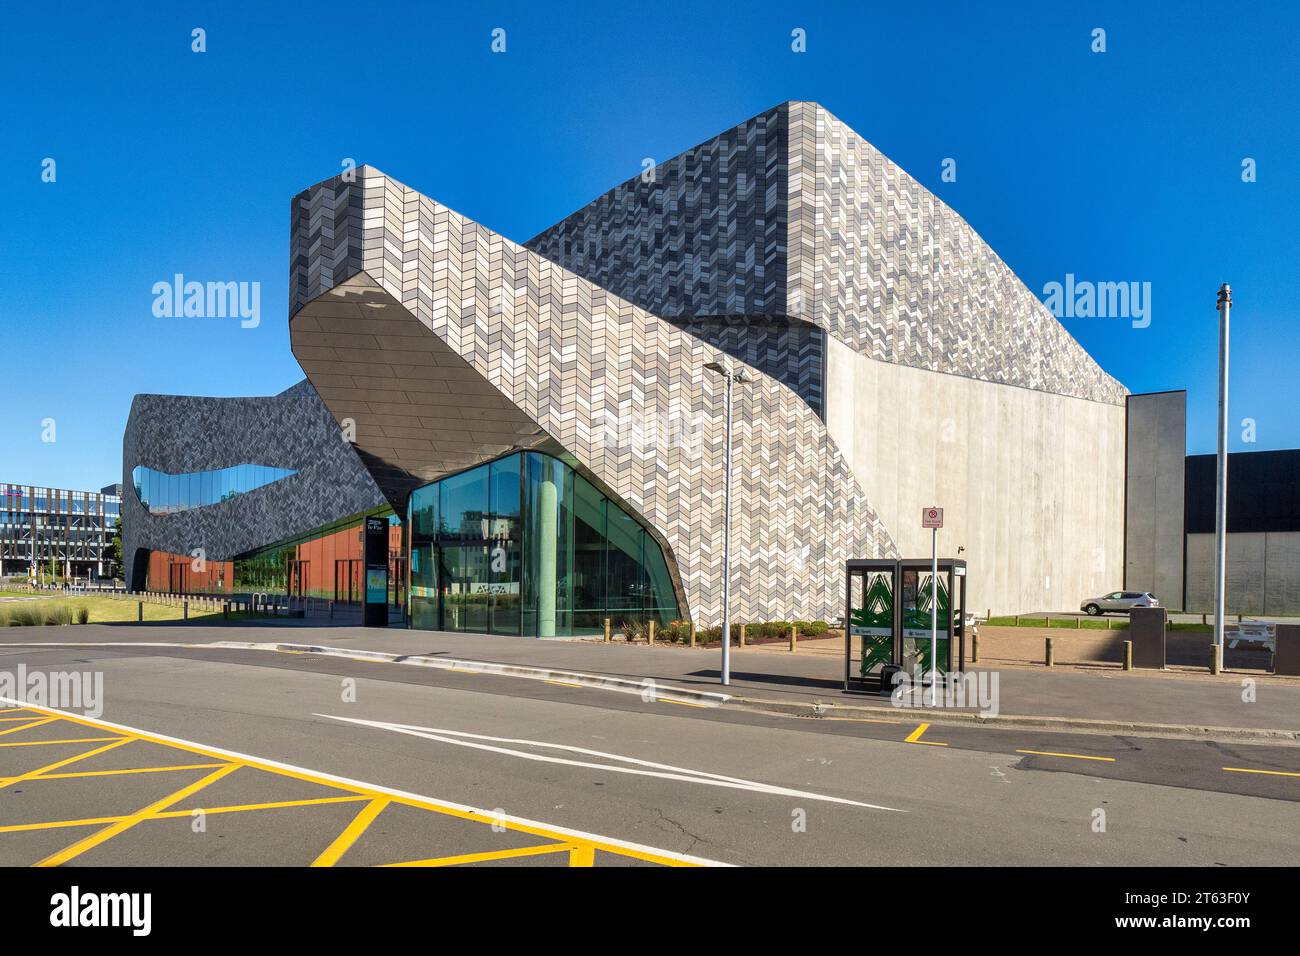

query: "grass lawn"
xmin=985 ymin=614 xmax=1212 ymax=633
xmin=0 ymin=592 xmax=265 ymax=626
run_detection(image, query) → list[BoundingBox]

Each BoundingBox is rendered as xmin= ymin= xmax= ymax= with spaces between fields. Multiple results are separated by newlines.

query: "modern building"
xmin=121 ymin=100 xmax=1299 ymax=632
xmin=121 ymin=381 xmax=402 ymax=603
xmin=1125 ymin=388 xmax=1300 ymax=614
xmin=0 ymin=482 xmax=121 ymax=580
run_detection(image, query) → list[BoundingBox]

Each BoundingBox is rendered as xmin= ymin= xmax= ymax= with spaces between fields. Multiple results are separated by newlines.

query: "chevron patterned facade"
xmin=121 ymin=380 xmax=388 ymax=590
xmin=527 ymin=101 xmax=1126 ymax=409
xmin=288 ymin=167 xmax=896 ymax=627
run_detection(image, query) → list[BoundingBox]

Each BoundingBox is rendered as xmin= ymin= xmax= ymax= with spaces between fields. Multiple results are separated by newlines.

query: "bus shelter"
xmin=844 ymin=558 xmax=968 ymax=693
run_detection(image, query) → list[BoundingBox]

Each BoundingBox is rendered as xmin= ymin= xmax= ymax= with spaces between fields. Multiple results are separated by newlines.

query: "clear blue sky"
xmin=3 ymin=1 xmax=1297 ymax=491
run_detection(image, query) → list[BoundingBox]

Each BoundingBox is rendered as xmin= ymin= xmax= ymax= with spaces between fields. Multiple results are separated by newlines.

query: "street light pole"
xmin=1213 ymin=283 xmax=1232 ymax=674
xmin=705 ymin=359 xmax=749 ymax=687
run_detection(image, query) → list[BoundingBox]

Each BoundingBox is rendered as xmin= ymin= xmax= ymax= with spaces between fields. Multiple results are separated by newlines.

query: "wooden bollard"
xmin=689 ymin=621 xmax=696 ymax=648
xmin=1123 ymin=640 xmax=1132 ymax=670
xmin=789 ymin=624 xmax=797 ymax=653
xmin=603 ymin=618 xmax=612 ymax=643
xmin=738 ymin=623 xmax=745 ymax=648
xmin=223 ymin=602 xmax=229 ymax=621
xmin=647 ymin=619 xmax=656 ymax=645
xmin=972 ymin=632 xmax=980 ymax=663
xmin=183 ymin=601 xmax=188 ymax=621
xmin=1045 ymin=637 xmax=1054 ymax=667
xmin=138 ymin=601 xmax=143 ymax=622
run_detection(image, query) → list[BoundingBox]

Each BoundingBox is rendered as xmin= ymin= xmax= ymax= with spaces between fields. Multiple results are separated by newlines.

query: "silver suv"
xmin=1080 ymin=591 xmax=1160 ymax=616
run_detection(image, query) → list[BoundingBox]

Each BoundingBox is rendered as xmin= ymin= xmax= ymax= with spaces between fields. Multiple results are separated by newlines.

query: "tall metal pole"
xmin=930 ymin=526 xmax=938 ymax=706
xmin=1213 ymin=284 xmax=1231 ymax=673
xmin=720 ymin=372 xmax=734 ymax=686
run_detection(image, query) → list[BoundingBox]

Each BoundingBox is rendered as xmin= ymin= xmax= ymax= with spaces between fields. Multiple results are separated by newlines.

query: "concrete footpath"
xmin=1 ymin=622 xmax=1298 ymax=740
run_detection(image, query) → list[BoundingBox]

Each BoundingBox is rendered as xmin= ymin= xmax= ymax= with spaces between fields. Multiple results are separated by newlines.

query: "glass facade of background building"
xmin=408 ymin=452 xmax=680 ymax=637
xmin=0 ymin=482 xmax=121 ymax=580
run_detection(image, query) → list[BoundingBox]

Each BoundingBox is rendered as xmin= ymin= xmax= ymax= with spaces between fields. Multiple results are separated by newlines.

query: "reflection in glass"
xmin=131 ymin=464 xmax=296 ymax=516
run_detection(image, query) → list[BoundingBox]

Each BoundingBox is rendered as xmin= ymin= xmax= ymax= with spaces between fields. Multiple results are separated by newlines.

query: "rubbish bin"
xmin=1129 ymin=607 xmax=1167 ymax=669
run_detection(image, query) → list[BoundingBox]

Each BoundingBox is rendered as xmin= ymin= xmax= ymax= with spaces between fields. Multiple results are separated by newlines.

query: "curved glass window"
xmin=132 ymin=464 xmax=296 ymax=516
xmin=408 ymin=452 xmax=680 ymax=637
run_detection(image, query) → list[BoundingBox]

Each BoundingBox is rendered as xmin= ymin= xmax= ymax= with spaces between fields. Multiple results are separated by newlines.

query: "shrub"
xmin=43 ymin=605 xmax=74 ymax=626
xmin=76 ymin=606 xmax=89 ymax=625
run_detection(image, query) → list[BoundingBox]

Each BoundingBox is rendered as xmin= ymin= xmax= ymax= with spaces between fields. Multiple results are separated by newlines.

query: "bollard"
xmin=138 ymin=601 xmax=143 ymax=622
xmin=789 ymin=624 xmax=797 ymax=653
xmin=1075 ymin=616 xmax=1081 ymax=629
xmin=737 ymin=623 xmax=746 ymax=648
xmin=223 ymin=602 xmax=229 ymax=621
xmin=1123 ymin=640 xmax=1133 ymax=671
xmin=1210 ymin=644 xmax=1222 ymax=675
xmin=183 ymin=601 xmax=188 ymax=621
xmin=647 ymin=619 xmax=656 ymax=645
xmin=1045 ymin=637 xmax=1054 ymax=667
xmin=972 ymin=632 xmax=980 ymax=663
xmin=1014 ymin=614 xmax=1020 ymax=626
xmin=1202 ymin=613 xmax=1208 ymax=627
xmin=689 ymin=621 xmax=696 ymax=648
xmin=603 ymin=618 xmax=612 ymax=643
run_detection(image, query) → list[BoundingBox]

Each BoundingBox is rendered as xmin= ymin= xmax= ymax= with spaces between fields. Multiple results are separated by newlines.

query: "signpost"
xmin=362 ymin=516 xmax=389 ymax=628
xmin=922 ymin=507 xmax=943 ymax=705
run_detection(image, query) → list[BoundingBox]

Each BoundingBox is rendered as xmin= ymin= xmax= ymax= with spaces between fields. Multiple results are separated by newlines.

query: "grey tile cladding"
xmin=121 ymin=379 xmax=388 ymax=589
xmin=289 ymin=168 xmax=897 ymax=626
xmin=527 ymin=101 xmax=1126 ymax=408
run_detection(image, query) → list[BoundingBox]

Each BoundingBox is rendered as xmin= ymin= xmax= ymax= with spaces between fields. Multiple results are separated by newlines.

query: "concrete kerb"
xmin=209 ymin=641 xmax=734 ymax=708
xmin=726 ymin=694 xmax=1300 ymax=744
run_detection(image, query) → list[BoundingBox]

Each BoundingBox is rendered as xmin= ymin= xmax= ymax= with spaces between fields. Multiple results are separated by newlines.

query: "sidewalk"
xmin=2 ymin=622 xmax=1297 ymax=737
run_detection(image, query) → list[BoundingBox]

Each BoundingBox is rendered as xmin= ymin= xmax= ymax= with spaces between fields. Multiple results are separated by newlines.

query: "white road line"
xmin=0 ymin=695 xmax=731 ymax=867
xmin=319 ymin=713 xmax=906 ymax=812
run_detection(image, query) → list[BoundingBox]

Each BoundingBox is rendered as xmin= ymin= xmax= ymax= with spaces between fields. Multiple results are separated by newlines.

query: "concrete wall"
xmin=1185 ymin=531 xmax=1300 ymax=614
xmin=1124 ymin=391 xmax=1186 ymax=606
xmin=825 ymin=337 xmax=1127 ymax=617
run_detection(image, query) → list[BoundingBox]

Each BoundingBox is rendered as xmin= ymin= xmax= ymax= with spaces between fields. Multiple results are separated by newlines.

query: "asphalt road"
xmin=0 ymin=642 xmax=1297 ymax=866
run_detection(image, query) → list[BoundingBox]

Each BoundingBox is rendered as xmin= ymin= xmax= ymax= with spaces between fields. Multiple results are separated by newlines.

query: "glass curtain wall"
xmin=408 ymin=452 xmax=679 ymax=637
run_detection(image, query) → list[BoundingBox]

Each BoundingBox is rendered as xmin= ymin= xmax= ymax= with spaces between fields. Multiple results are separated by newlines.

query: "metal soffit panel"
xmin=290 ymin=274 xmax=553 ymax=513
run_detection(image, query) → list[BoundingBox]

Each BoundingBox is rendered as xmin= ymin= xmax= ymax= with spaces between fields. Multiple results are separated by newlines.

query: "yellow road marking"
xmin=658 ymin=698 xmax=708 ymax=708
xmin=153 ymin=795 xmax=369 ymax=818
xmin=0 ymin=716 xmax=59 ymax=737
xmin=312 ymin=797 xmax=390 ymax=867
xmin=1015 ymin=749 xmax=1116 ymax=762
xmin=905 ymin=723 xmax=948 ymax=746
xmin=544 ymin=680 xmax=582 ymax=688
xmin=7 ymin=705 xmax=700 ymax=867
xmin=0 ymin=795 xmax=368 ymax=835
xmin=0 ymin=737 xmax=135 ymax=788
xmin=383 ymin=842 xmax=574 ymax=867
xmin=447 ymin=668 xmax=480 ymax=674
xmin=35 ymin=762 xmax=242 ymax=867
xmin=0 ymin=736 xmax=125 ymax=748
xmin=569 ymin=844 xmax=595 ymax=866
xmin=1222 ymin=767 xmax=1300 ymax=778
xmin=0 ymin=715 xmax=50 ymax=722
xmin=0 ymin=815 xmax=128 ymax=834
xmin=34 ymin=762 xmax=229 ymax=780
